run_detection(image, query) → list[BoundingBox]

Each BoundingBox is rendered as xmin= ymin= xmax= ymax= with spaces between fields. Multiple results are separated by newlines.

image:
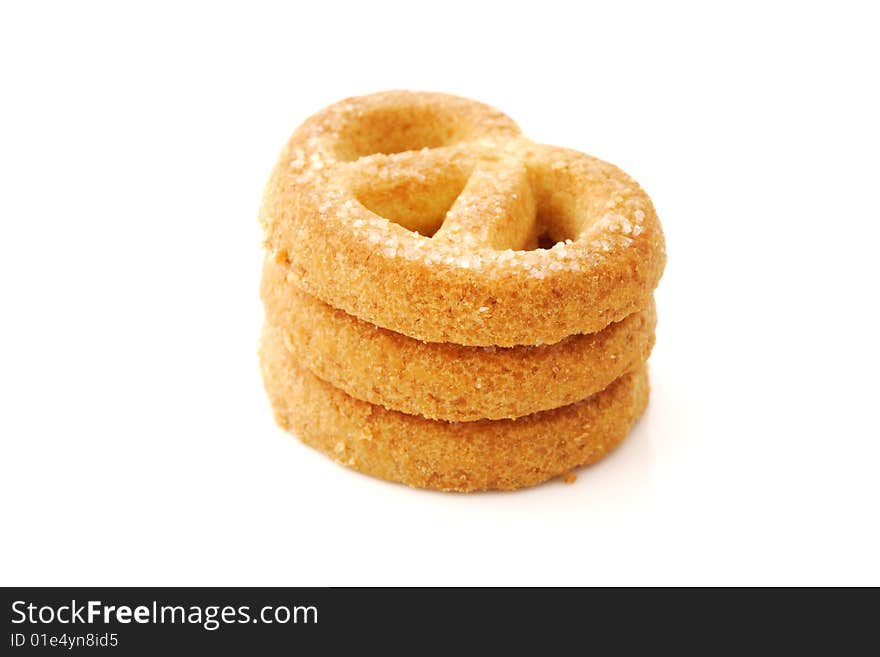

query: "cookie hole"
xmin=523 ymin=204 xmax=578 ymax=250
xmin=356 ymin=168 xmax=470 ymax=237
xmin=335 ymin=106 xmax=461 ymax=162
xmin=535 ymin=231 xmax=558 ymax=250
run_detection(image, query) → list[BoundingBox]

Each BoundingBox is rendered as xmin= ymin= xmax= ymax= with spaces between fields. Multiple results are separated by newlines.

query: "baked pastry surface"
xmin=261 ymin=91 xmax=665 ymax=347
xmin=262 ymin=257 xmax=656 ymax=421
xmin=261 ymin=323 xmax=650 ymax=492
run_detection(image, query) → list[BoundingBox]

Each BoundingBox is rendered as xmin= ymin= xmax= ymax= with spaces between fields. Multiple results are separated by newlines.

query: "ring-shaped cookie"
xmin=260 ymin=323 xmax=650 ymax=492
xmin=261 ymin=257 xmax=656 ymax=421
xmin=261 ymin=91 xmax=665 ymax=347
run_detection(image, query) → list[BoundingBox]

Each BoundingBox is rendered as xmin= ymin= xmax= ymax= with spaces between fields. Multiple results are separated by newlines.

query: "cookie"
xmin=262 ymin=257 xmax=656 ymax=421
xmin=260 ymin=323 xmax=650 ymax=492
xmin=261 ymin=90 xmax=666 ymax=346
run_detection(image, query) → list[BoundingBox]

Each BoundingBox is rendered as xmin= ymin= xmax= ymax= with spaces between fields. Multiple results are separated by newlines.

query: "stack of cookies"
xmin=259 ymin=91 xmax=665 ymax=492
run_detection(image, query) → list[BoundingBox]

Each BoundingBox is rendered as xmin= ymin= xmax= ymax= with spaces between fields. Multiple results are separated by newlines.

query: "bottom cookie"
xmin=260 ymin=324 xmax=650 ymax=492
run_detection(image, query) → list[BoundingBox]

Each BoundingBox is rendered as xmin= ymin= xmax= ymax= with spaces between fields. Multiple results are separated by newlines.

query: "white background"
xmin=1 ymin=1 xmax=878 ymax=586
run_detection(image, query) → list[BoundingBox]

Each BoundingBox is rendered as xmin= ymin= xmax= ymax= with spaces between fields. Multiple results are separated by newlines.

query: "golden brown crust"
xmin=261 ymin=257 xmax=656 ymax=421
xmin=260 ymin=90 xmax=666 ymax=347
xmin=260 ymin=323 xmax=650 ymax=492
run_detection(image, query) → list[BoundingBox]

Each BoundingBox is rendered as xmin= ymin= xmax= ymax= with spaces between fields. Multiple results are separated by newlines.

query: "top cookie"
xmin=261 ymin=91 xmax=665 ymax=347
